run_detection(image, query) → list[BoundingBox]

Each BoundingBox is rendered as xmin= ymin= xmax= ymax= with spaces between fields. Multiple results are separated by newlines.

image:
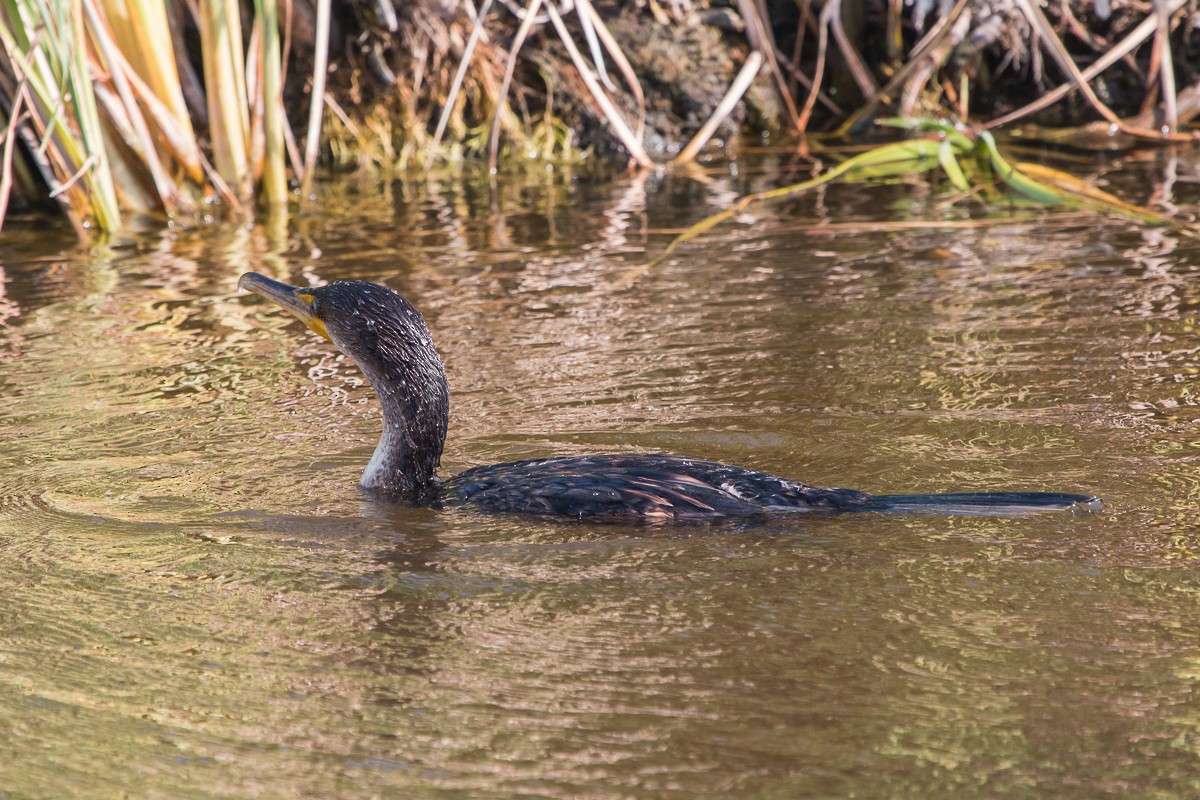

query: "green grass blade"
xmin=63 ymin=2 xmax=119 ymax=230
xmin=937 ymin=139 xmax=970 ymax=191
xmin=977 ymin=131 xmax=1066 ymax=206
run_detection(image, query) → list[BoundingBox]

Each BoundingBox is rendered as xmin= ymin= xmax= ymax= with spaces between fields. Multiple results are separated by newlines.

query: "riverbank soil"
xmin=276 ymin=0 xmax=1199 ymax=162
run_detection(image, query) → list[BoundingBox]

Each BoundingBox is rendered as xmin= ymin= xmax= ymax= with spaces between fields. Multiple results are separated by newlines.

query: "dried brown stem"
xmin=827 ymin=0 xmax=877 ymax=98
xmin=835 ymin=0 xmax=970 ymax=136
xmin=488 ymin=0 xmax=542 ymax=171
xmin=1154 ymin=0 xmax=1177 ymax=132
xmin=674 ymin=50 xmax=764 ymax=164
xmin=544 ymin=1 xmax=652 ymax=167
xmin=795 ymin=0 xmax=832 ymax=133
xmin=985 ymin=0 xmax=1186 ymax=130
xmin=737 ymin=0 xmax=802 ymax=132
xmin=1012 ymin=0 xmax=1120 ymax=125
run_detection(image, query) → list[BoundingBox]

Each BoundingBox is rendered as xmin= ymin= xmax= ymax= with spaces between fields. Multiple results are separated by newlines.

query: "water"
xmin=1 ymin=159 xmax=1198 ymax=798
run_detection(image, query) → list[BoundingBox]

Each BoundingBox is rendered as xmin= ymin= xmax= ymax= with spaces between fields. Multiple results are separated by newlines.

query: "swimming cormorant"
xmin=238 ymin=272 xmax=1099 ymax=522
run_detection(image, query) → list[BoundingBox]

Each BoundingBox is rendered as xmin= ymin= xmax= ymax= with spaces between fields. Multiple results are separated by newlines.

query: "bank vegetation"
xmin=1 ymin=0 xmax=1197 ymax=235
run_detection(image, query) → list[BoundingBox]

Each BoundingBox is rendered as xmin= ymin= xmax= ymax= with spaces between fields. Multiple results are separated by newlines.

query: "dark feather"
xmin=441 ymin=454 xmax=880 ymax=522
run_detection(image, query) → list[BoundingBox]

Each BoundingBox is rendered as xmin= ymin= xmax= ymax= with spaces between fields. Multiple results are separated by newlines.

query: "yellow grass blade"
xmin=1015 ymin=161 xmax=1175 ymax=226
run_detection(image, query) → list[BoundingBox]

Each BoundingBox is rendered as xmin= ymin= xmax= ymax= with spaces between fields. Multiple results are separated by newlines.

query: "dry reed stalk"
xmin=97 ymin=0 xmax=189 ymax=122
xmin=300 ymin=0 xmax=330 ymax=196
xmin=1134 ymin=77 xmax=1200 ymax=130
xmin=826 ymin=0 xmax=876 ymax=98
xmin=96 ymin=0 xmax=196 ymax=160
xmin=574 ymin=0 xmax=612 ymax=91
xmin=2 ymin=0 xmax=301 ymax=232
xmin=1013 ymin=0 xmax=1120 ymax=125
xmin=253 ymin=0 xmax=288 ymax=207
xmin=5 ymin=19 xmax=79 ymax=225
xmin=737 ymin=0 xmax=801 ymax=131
xmin=426 ymin=0 xmax=494 ymax=170
xmin=835 ymin=0 xmax=969 ymax=135
xmin=777 ymin=44 xmax=841 ymax=116
xmin=280 ymin=99 xmax=302 ymax=177
xmin=786 ymin=0 xmax=810 ymax=98
xmin=782 ymin=214 xmax=1101 ymax=234
xmin=984 ymin=0 xmax=1186 ymax=130
xmin=674 ymin=49 xmax=763 ymax=163
xmin=1153 ymin=0 xmax=1177 ymax=132
xmin=898 ymin=12 xmax=969 ymax=116
xmin=198 ymin=0 xmax=250 ymax=196
xmin=578 ymin=0 xmax=646 ymax=144
xmin=544 ymin=1 xmax=652 ymax=168
xmin=246 ymin=19 xmax=263 ymax=177
xmin=82 ymin=0 xmax=181 ymax=212
xmin=0 ymin=81 xmax=28 ymax=227
xmin=110 ymin=54 xmax=203 ymax=181
xmin=487 ymin=0 xmax=541 ymax=171
xmin=795 ymin=0 xmax=833 ymax=132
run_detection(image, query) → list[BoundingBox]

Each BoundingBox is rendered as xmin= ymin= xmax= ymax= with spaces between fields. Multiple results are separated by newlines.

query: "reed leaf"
xmin=198 ymin=0 xmax=250 ymax=196
xmin=252 ymin=0 xmax=287 ymax=207
xmin=0 ymin=0 xmax=120 ymax=230
xmin=1011 ymin=161 xmax=1174 ymax=226
xmin=632 ymin=122 xmax=1182 ymax=283
xmin=82 ymin=0 xmax=179 ymax=213
xmin=937 ymin=139 xmax=970 ymax=192
xmin=97 ymin=0 xmax=195 ymax=144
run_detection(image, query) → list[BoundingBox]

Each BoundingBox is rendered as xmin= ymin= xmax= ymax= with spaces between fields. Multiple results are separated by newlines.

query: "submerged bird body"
xmin=239 ymin=272 xmax=1099 ymax=522
xmin=439 ymin=453 xmax=879 ymax=521
xmin=440 ymin=454 xmax=1097 ymax=520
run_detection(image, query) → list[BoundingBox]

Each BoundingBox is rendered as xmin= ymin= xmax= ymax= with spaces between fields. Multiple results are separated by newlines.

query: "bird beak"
xmin=238 ymin=272 xmax=331 ymax=342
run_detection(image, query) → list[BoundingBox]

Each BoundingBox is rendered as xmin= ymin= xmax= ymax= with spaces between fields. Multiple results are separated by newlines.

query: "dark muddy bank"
xmin=283 ymin=0 xmax=1200 ymax=163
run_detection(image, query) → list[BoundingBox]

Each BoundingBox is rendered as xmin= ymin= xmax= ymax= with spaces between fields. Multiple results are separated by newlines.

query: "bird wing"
xmin=442 ymin=453 xmax=875 ymax=521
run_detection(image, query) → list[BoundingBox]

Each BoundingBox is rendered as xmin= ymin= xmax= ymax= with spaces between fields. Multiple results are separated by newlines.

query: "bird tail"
xmin=867 ymin=491 xmax=1101 ymax=515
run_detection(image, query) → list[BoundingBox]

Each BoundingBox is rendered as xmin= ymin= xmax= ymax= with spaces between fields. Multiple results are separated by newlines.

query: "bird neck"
xmin=353 ymin=353 xmax=450 ymax=503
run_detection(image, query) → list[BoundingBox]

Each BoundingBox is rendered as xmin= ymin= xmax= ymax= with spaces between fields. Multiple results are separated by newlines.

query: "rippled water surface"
xmin=2 ymin=159 xmax=1200 ymax=798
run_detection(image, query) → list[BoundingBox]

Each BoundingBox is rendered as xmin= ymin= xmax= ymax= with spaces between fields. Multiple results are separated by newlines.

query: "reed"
xmin=0 ymin=0 xmax=299 ymax=232
xmin=0 ymin=0 xmax=120 ymax=232
xmin=252 ymin=0 xmax=287 ymax=207
xmin=198 ymin=0 xmax=250 ymax=198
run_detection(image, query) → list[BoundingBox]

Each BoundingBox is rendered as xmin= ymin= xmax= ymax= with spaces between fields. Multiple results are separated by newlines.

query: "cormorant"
xmin=238 ymin=272 xmax=1100 ymax=522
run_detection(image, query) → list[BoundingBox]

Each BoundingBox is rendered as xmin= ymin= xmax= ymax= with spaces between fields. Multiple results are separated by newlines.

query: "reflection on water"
xmin=1 ymin=160 xmax=1199 ymax=798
